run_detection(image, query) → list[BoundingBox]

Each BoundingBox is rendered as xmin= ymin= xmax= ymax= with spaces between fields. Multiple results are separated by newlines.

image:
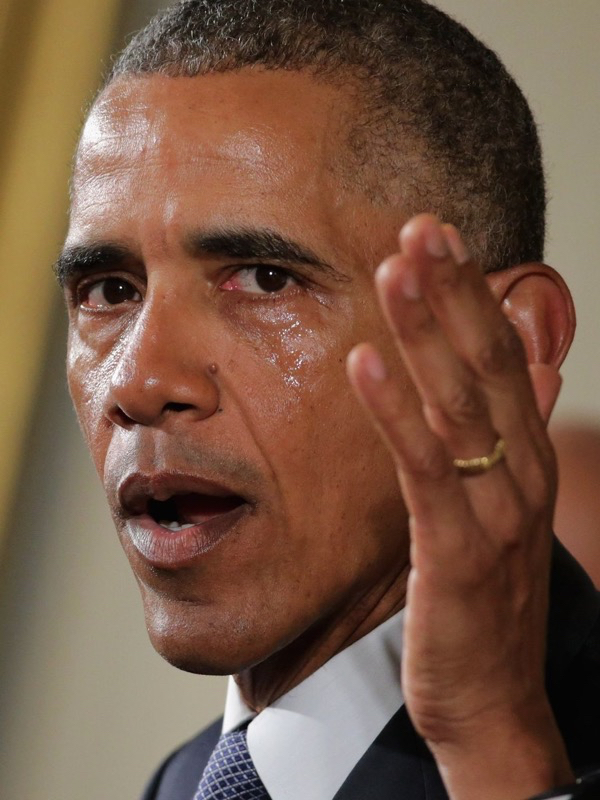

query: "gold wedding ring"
xmin=453 ymin=438 xmax=506 ymax=475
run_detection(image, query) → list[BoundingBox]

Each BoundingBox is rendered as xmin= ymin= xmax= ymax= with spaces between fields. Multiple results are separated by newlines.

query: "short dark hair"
xmin=107 ymin=0 xmax=545 ymax=273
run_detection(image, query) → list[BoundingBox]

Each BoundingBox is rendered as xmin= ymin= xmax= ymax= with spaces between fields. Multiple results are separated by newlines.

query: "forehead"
xmin=75 ymin=70 xmax=350 ymax=200
xmin=70 ymin=70 xmax=401 ymax=268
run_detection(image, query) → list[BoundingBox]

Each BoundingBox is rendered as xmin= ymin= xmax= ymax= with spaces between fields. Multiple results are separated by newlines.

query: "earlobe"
xmin=486 ymin=263 xmax=576 ymax=368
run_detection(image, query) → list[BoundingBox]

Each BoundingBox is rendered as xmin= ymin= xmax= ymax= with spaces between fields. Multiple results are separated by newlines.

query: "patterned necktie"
xmin=194 ymin=726 xmax=270 ymax=799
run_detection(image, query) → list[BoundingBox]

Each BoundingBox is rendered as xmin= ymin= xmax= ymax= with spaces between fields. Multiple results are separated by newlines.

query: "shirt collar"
xmin=222 ymin=610 xmax=405 ymax=800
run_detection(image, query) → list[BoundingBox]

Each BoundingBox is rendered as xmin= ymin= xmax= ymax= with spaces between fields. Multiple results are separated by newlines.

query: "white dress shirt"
xmin=221 ymin=609 xmax=575 ymax=800
xmin=222 ymin=610 xmax=405 ymax=800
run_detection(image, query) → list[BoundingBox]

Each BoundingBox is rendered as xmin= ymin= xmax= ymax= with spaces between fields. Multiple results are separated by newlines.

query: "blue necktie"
xmin=194 ymin=727 xmax=270 ymax=799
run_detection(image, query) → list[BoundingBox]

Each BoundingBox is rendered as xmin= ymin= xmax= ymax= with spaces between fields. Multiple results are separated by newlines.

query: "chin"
xmin=142 ymin=596 xmax=286 ymax=676
xmin=155 ymin=646 xmax=235 ymax=677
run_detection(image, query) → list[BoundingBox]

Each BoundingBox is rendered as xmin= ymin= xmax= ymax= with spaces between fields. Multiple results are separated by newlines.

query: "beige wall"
xmin=0 ymin=0 xmax=122 ymax=553
xmin=439 ymin=0 xmax=600 ymax=422
xmin=1 ymin=3 xmax=598 ymax=799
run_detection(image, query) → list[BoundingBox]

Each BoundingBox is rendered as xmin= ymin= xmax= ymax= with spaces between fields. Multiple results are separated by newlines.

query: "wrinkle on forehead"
xmin=68 ymin=71 xmax=399 ymax=275
xmin=77 ymin=90 xmax=155 ymax=171
xmin=77 ymin=118 xmax=286 ymax=198
xmin=74 ymin=72 xmax=347 ymax=190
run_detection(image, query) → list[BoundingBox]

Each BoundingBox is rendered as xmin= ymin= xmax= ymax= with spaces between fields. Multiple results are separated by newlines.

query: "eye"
xmin=79 ymin=277 xmax=142 ymax=309
xmin=220 ymin=266 xmax=298 ymax=295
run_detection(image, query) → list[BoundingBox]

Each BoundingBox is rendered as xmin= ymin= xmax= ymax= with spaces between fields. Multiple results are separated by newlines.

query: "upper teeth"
xmin=159 ymin=520 xmax=196 ymax=532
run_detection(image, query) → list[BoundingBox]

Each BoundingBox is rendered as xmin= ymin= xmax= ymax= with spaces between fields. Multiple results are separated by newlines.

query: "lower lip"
xmin=124 ymin=504 xmax=249 ymax=568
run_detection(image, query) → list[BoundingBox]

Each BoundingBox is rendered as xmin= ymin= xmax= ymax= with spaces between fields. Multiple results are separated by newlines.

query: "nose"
xmin=105 ymin=300 xmax=220 ymax=428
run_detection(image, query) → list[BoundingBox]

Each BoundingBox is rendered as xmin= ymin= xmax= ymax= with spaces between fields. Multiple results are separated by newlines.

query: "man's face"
xmin=64 ymin=70 xmax=411 ymax=676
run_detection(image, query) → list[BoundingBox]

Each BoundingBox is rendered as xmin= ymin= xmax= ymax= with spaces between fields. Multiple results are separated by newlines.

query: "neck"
xmin=234 ymin=567 xmax=409 ymax=712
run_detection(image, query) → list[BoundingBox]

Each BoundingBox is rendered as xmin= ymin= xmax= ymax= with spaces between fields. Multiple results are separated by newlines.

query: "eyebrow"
xmin=53 ymin=243 xmax=131 ymax=287
xmin=184 ymin=227 xmax=347 ymax=282
xmin=54 ymin=227 xmax=348 ymax=287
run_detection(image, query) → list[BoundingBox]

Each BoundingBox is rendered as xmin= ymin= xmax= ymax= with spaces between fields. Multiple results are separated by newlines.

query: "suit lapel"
xmin=546 ymin=539 xmax=600 ymax=688
xmin=333 ymin=707 xmax=448 ymax=800
xmin=140 ymin=718 xmax=221 ymax=800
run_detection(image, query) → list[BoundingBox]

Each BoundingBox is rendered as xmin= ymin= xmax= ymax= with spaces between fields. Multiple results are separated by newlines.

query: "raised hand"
xmin=347 ymin=214 xmax=574 ymax=800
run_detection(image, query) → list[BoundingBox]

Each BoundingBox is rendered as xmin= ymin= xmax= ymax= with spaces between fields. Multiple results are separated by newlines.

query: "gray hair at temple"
xmin=106 ymin=0 xmax=545 ymax=273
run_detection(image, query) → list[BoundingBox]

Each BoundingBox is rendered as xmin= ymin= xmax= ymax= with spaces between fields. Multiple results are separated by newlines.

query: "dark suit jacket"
xmin=141 ymin=541 xmax=600 ymax=800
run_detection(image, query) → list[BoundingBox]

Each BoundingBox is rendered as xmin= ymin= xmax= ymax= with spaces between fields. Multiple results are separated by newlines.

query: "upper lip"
xmin=118 ymin=471 xmax=248 ymax=518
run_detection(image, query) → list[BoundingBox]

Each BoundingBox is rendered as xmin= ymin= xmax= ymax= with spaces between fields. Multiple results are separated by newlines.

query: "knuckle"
xmin=495 ymin=468 xmax=554 ymax=547
xmin=519 ymin=448 xmax=556 ymax=515
xmin=432 ymin=265 xmax=461 ymax=297
xmin=472 ymin=326 xmax=525 ymax=379
xmin=527 ymin=465 xmax=555 ymax=516
xmin=442 ymin=383 xmax=484 ymax=425
xmin=406 ymin=443 xmax=452 ymax=483
xmin=495 ymin=502 xmax=526 ymax=546
xmin=402 ymin=311 xmax=437 ymax=343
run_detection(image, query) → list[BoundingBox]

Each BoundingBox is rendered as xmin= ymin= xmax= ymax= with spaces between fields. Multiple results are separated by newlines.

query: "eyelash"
xmin=220 ymin=265 xmax=304 ymax=296
xmin=73 ymin=274 xmax=142 ymax=310
xmin=72 ymin=264 xmax=308 ymax=310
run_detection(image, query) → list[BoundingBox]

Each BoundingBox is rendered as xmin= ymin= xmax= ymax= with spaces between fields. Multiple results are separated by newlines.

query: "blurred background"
xmin=0 ymin=1 xmax=598 ymax=798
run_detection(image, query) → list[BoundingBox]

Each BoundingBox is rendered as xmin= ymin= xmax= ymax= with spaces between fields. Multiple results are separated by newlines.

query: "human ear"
xmin=486 ymin=263 xmax=576 ymax=369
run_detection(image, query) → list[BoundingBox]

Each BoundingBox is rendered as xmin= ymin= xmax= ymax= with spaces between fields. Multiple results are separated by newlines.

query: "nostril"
xmin=163 ymin=402 xmax=196 ymax=413
xmin=109 ymin=406 xmax=138 ymax=429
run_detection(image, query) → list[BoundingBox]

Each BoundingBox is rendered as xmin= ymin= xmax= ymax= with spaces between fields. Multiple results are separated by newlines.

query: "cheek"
xmin=222 ymin=300 xmax=351 ymax=437
xmin=268 ymin=317 xmax=327 ymax=394
xmin=67 ymin=330 xmax=119 ymax=468
xmin=223 ymin=299 xmax=400 ymax=532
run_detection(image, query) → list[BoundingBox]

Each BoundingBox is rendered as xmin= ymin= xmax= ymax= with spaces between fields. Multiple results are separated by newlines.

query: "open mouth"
xmin=147 ymin=493 xmax=246 ymax=532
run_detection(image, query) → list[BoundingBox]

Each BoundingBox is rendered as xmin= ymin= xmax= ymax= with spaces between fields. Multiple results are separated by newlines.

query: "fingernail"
xmin=365 ymin=349 xmax=387 ymax=382
xmin=444 ymin=225 xmax=470 ymax=265
xmin=425 ymin=222 xmax=450 ymax=259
